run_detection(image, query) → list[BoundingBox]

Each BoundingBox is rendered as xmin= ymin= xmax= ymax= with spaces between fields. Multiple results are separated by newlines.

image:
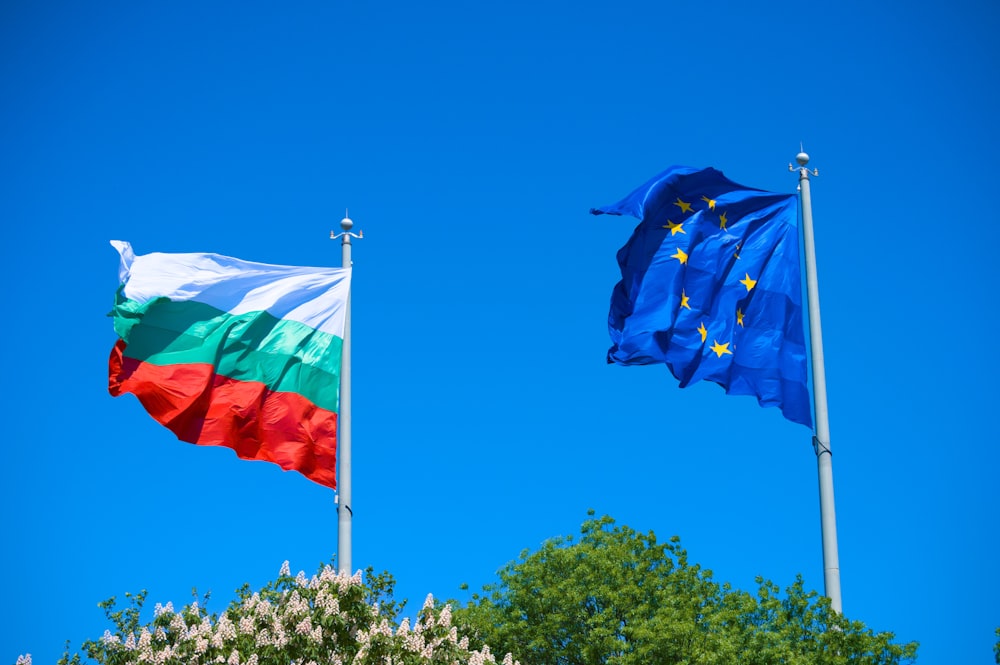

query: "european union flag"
xmin=592 ymin=165 xmax=812 ymax=427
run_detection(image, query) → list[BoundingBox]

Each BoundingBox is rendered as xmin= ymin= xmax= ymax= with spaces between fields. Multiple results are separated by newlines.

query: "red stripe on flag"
xmin=109 ymin=339 xmax=338 ymax=488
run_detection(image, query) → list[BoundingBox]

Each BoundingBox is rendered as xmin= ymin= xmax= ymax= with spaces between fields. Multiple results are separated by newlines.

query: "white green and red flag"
xmin=107 ymin=240 xmax=351 ymax=488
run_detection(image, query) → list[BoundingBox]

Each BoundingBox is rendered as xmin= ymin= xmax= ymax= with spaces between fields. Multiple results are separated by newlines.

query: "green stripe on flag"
xmin=112 ymin=297 xmax=343 ymax=413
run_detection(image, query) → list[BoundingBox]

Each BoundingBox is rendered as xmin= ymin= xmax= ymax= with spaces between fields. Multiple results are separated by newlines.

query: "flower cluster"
xmin=25 ymin=563 xmax=518 ymax=665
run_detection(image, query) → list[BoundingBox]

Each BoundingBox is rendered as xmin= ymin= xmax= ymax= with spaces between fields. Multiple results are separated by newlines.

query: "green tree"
xmin=454 ymin=514 xmax=918 ymax=665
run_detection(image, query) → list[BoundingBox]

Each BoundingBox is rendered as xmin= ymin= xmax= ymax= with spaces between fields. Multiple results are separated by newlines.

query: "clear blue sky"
xmin=3 ymin=1 xmax=998 ymax=663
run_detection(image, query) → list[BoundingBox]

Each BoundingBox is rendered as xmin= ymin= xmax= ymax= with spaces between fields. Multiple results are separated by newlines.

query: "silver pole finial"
xmin=789 ymin=148 xmax=819 ymax=177
xmin=331 ymin=209 xmax=363 ymax=241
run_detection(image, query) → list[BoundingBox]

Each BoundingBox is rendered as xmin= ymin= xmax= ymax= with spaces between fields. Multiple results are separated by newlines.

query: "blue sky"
xmin=2 ymin=1 xmax=998 ymax=663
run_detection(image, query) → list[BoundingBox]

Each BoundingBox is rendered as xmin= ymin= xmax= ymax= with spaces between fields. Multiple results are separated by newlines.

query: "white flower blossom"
xmin=315 ymin=588 xmax=339 ymax=615
xmin=294 ymin=616 xmax=313 ymax=636
xmin=286 ymin=590 xmax=309 ymax=617
xmin=279 ymin=560 xmax=291 ymax=576
xmin=153 ymin=601 xmax=174 ymax=618
xmin=170 ymin=612 xmax=187 ymax=633
xmin=404 ymin=630 xmax=426 ymax=654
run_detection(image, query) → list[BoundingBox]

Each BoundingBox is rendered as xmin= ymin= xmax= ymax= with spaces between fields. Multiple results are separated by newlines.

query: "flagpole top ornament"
xmin=331 ymin=209 xmax=363 ymax=241
xmin=789 ymin=151 xmax=819 ymax=177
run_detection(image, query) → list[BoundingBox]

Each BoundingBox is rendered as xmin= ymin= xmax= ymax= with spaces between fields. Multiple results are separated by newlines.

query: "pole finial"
xmin=331 ymin=209 xmax=362 ymax=241
xmin=789 ymin=149 xmax=819 ymax=177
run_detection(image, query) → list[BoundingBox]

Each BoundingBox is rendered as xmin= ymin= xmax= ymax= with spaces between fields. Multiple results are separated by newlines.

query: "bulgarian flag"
xmin=108 ymin=240 xmax=351 ymax=488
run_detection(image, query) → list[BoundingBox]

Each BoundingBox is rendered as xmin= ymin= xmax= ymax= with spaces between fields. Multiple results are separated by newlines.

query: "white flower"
xmin=286 ymin=590 xmax=309 ymax=616
xmin=170 ymin=612 xmax=187 ymax=633
xmin=294 ymin=616 xmax=313 ymax=636
xmin=153 ymin=601 xmax=174 ymax=618
xmin=279 ymin=560 xmax=291 ymax=576
xmin=15 ymin=655 xmax=31 ymax=665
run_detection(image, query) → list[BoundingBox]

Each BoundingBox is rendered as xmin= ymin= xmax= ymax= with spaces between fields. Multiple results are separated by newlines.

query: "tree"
xmin=16 ymin=562 xmax=517 ymax=665
xmin=454 ymin=514 xmax=918 ymax=665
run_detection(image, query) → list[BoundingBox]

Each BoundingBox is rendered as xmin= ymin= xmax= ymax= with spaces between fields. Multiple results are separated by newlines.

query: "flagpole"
xmin=332 ymin=213 xmax=360 ymax=575
xmin=791 ymin=151 xmax=842 ymax=613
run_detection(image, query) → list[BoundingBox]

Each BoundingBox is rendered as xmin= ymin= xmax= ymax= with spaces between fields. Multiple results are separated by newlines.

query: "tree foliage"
xmin=454 ymin=514 xmax=919 ymax=665
xmin=16 ymin=562 xmax=516 ymax=665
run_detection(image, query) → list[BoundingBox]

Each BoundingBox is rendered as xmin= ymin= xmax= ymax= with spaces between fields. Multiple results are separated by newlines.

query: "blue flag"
xmin=592 ymin=165 xmax=812 ymax=427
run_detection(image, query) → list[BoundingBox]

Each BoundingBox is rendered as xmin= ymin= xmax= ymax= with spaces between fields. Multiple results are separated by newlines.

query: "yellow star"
xmin=719 ymin=211 xmax=728 ymax=230
xmin=734 ymin=243 xmax=741 ymax=259
xmin=671 ymin=247 xmax=688 ymax=264
xmin=736 ymin=308 xmax=745 ymax=327
xmin=740 ymin=273 xmax=756 ymax=292
xmin=662 ymin=219 xmax=686 ymax=236
xmin=697 ymin=321 xmax=707 ymax=342
xmin=673 ymin=197 xmax=693 ymax=214
xmin=701 ymin=195 xmax=716 ymax=210
xmin=680 ymin=290 xmax=691 ymax=310
xmin=710 ymin=340 xmax=733 ymax=358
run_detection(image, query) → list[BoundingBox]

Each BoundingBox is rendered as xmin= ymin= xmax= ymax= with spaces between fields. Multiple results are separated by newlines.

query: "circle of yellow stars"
xmin=662 ymin=194 xmax=763 ymax=363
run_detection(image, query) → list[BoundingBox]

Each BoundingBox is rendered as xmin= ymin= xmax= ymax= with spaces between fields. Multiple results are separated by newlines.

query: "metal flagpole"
xmin=332 ymin=213 xmax=361 ymax=575
xmin=791 ymin=151 xmax=842 ymax=613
